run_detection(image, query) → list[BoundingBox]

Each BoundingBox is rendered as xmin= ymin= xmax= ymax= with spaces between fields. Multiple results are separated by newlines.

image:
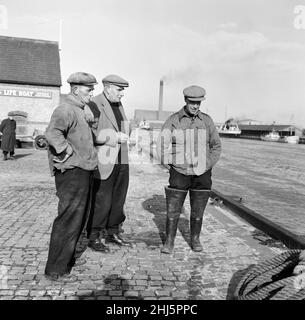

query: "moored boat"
xmin=218 ymin=118 xmax=241 ymax=137
xmin=284 ymin=135 xmax=300 ymax=144
xmin=260 ymin=130 xmax=281 ymax=142
xmin=139 ymin=120 xmax=150 ymax=130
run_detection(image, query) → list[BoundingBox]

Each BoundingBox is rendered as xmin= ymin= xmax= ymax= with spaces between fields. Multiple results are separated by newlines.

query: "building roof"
xmin=0 ymin=36 xmax=62 ymax=87
xmin=238 ymin=124 xmax=296 ymax=131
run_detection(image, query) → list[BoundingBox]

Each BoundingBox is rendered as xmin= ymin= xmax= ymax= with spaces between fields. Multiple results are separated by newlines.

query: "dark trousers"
xmin=3 ymin=151 xmax=14 ymax=156
xmin=169 ymin=167 xmax=212 ymax=191
xmin=45 ymin=168 xmax=92 ymax=275
xmin=87 ymin=164 xmax=129 ymax=238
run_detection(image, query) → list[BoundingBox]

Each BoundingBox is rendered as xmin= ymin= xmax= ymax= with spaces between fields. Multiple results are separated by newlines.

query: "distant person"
xmin=0 ymin=113 xmax=17 ymax=161
xmin=86 ymin=74 xmax=132 ymax=252
xmin=157 ymin=85 xmax=222 ymax=254
xmin=44 ymin=72 xmax=98 ymax=282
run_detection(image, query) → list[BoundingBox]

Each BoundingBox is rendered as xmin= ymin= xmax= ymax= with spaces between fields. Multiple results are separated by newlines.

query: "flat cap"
xmin=183 ymin=85 xmax=206 ymax=101
xmin=67 ymin=72 xmax=98 ymax=86
xmin=102 ymin=74 xmax=129 ymax=87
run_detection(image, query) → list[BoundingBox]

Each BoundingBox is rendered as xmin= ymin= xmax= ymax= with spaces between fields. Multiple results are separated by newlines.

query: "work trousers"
xmin=45 ymin=167 xmax=92 ymax=275
xmin=87 ymin=164 xmax=129 ymax=238
xmin=3 ymin=151 xmax=14 ymax=156
xmin=169 ymin=167 xmax=212 ymax=191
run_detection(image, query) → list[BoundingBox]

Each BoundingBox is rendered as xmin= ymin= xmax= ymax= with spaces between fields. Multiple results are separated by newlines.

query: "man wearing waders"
xmin=157 ymin=85 xmax=221 ymax=254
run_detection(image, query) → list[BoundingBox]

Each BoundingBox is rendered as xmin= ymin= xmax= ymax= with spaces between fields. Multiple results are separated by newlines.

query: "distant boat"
xmin=139 ymin=120 xmax=150 ymax=130
xmin=218 ymin=118 xmax=241 ymax=137
xmin=260 ymin=130 xmax=281 ymax=142
xmin=284 ymin=135 xmax=300 ymax=144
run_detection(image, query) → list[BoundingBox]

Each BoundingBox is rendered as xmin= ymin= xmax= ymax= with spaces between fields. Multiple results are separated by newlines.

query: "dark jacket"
xmin=45 ymin=94 xmax=98 ymax=175
xmin=157 ymin=107 xmax=222 ymax=176
xmin=0 ymin=118 xmax=16 ymax=152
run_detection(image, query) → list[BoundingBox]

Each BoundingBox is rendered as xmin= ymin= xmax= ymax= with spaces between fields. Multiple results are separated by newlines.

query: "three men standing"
xmin=44 ymin=72 xmax=98 ymax=281
xmin=157 ymin=85 xmax=221 ymax=254
xmin=44 ymin=73 xmax=220 ymax=282
xmin=86 ymin=75 xmax=132 ymax=252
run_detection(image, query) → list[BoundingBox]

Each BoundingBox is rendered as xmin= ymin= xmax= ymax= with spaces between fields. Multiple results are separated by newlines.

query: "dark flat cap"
xmin=183 ymin=85 xmax=206 ymax=101
xmin=67 ymin=72 xmax=98 ymax=86
xmin=102 ymin=74 xmax=129 ymax=87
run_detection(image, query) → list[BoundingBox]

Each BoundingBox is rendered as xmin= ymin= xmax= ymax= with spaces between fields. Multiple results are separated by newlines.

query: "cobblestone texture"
xmin=0 ymin=132 xmax=286 ymax=300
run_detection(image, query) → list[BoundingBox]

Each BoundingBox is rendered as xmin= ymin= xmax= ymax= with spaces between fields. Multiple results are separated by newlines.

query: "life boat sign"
xmin=0 ymin=89 xmax=52 ymax=99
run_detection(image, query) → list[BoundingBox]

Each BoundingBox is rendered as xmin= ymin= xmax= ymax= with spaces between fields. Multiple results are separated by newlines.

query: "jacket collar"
xmin=178 ymin=106 xmax=204 ymax=121
xmin=66 ymin=93 xmax=86 ymax=109
xmin=96 ymin=93 xmax=119 ymax=131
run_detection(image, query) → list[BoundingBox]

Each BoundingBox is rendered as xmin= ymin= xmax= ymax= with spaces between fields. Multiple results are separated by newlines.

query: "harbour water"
xmin=213 ymin=138 xmax=305 ymax=236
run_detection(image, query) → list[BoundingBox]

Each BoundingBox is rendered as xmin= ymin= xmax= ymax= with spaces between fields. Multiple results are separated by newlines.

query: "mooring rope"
xmin=234 ymin=250 xmax=305 ymax=300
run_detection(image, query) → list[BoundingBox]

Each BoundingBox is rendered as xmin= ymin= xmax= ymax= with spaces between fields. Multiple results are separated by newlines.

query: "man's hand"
xmin=53 ymin=154 xmax=71 ymax=163
xmin=116 ymin=132 xmax=129 ymax=144
xmin=53 ymin=144 xmax=73 ymax=163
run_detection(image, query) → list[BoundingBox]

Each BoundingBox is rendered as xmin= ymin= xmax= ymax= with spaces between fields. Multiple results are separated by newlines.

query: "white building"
xmin=0 ymin=36 xmax=61 ymax=138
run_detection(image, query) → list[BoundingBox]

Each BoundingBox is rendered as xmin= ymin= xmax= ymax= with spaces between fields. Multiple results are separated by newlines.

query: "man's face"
xmin=185 ymin=98 xmax=202 ymax=116
xmin=73 ymin=85 xmax=94 ymax=104
xmin=105 ymin=85 xmax=125 ymax=103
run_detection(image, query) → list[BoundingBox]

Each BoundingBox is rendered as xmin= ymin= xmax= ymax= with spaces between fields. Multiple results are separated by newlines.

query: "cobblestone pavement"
xmin=0 ymin=140 xmax=286 ymax=300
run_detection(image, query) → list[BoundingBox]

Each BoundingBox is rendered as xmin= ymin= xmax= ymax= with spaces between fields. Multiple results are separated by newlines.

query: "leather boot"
xmin=3 ymin=154 xmax=8 ymax=161
xmin=88 ymin=231 xmax=110 ymax=253
xmin=189 ymin=189 xmax=211 ymax=252
xmin=161 ymin=187 xmax=188 ymax=254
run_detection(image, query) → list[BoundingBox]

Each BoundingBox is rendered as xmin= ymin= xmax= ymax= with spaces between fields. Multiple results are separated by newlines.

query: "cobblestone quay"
xmin=0 ymin=135 xmax=285 ymax=300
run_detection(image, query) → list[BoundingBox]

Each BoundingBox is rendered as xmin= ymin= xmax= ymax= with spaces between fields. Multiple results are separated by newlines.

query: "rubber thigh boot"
xmin=161 ymin=187 xmax=188 ymax=254
xmin=189 ymin=189 xmax=211 ymax=252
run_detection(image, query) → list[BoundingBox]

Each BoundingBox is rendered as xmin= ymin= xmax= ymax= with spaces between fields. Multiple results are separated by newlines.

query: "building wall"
xmin=0 ymin=83 xmax=60 ymax=124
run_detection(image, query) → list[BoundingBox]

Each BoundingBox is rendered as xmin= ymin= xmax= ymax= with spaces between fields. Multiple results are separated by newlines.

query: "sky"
xmin=1 ymin=0 xmax=305 ymax=125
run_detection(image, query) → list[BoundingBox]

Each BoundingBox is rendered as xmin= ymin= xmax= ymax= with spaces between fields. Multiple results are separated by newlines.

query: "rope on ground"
xmin=234 ymin=250 xmax=305 ymax=300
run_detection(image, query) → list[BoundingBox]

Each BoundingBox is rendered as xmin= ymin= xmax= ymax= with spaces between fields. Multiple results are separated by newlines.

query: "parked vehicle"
xmin=0 ymin=111 xmax=48 ymax=150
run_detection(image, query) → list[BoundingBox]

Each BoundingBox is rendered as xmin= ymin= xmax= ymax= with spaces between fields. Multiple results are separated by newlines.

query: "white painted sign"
xmin=0 ymin=89 xmax=52 ymax=99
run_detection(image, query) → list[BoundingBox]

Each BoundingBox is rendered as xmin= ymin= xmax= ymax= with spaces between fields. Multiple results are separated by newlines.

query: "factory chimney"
xmin=158 ymin=79 xmax=164 ymax=120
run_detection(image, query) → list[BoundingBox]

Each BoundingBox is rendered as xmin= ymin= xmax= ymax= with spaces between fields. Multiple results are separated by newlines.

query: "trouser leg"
xmin=189 ymin=169 xmax=212 ymax=252
xmin=161 ymin=186 xmax=188 ymax=254
xmin=86 ymin=177 xmax=113 ymax=241
xmin=3 ymin=151 xmax=8 ymax=160
xmin=74 ymin=173 xmax=94 ymax=259
xmin=161 ymin=168 xmax=190 ymax=254
xmin=106 ymin=164 xmax=129 ymax=235
xmin=45 ymin=168 xmax=92 ymax=275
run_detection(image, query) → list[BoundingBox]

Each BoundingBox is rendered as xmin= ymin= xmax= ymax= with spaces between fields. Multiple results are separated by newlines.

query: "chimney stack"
xmin=158 ymin=79 xmax=164 ymax=120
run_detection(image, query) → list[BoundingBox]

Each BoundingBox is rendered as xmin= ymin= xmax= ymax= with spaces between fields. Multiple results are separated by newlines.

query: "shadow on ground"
xmin=11 ymin=153 xmax=32 ymax=160
xmin=141 ymin=194 xmax=192 ymax=249
xmin=76 ymin=274 xmax=144 ymax=300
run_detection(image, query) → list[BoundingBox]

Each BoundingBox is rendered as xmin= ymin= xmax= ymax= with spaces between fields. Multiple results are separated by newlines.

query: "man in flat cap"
xmin=86 ymin=74 xmax=132 ymax=252
xmin=44 ymin=72 xmax=98 ymax=281
xmin=0 ymin=112 xmax=17 ymax=160
xmin=157 ymin=85 xmax=221 ymax=254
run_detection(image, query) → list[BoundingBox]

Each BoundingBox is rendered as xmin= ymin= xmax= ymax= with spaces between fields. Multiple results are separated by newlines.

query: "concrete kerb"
xmin=210 ymin=189 xmax=305 ymax=250
xmin=139 ymin=134 xmax=305 ymax=250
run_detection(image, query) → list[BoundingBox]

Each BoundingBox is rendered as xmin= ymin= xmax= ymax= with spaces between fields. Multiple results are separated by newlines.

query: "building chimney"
xmin=158 ymin=80 xmax=164 ymax=120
